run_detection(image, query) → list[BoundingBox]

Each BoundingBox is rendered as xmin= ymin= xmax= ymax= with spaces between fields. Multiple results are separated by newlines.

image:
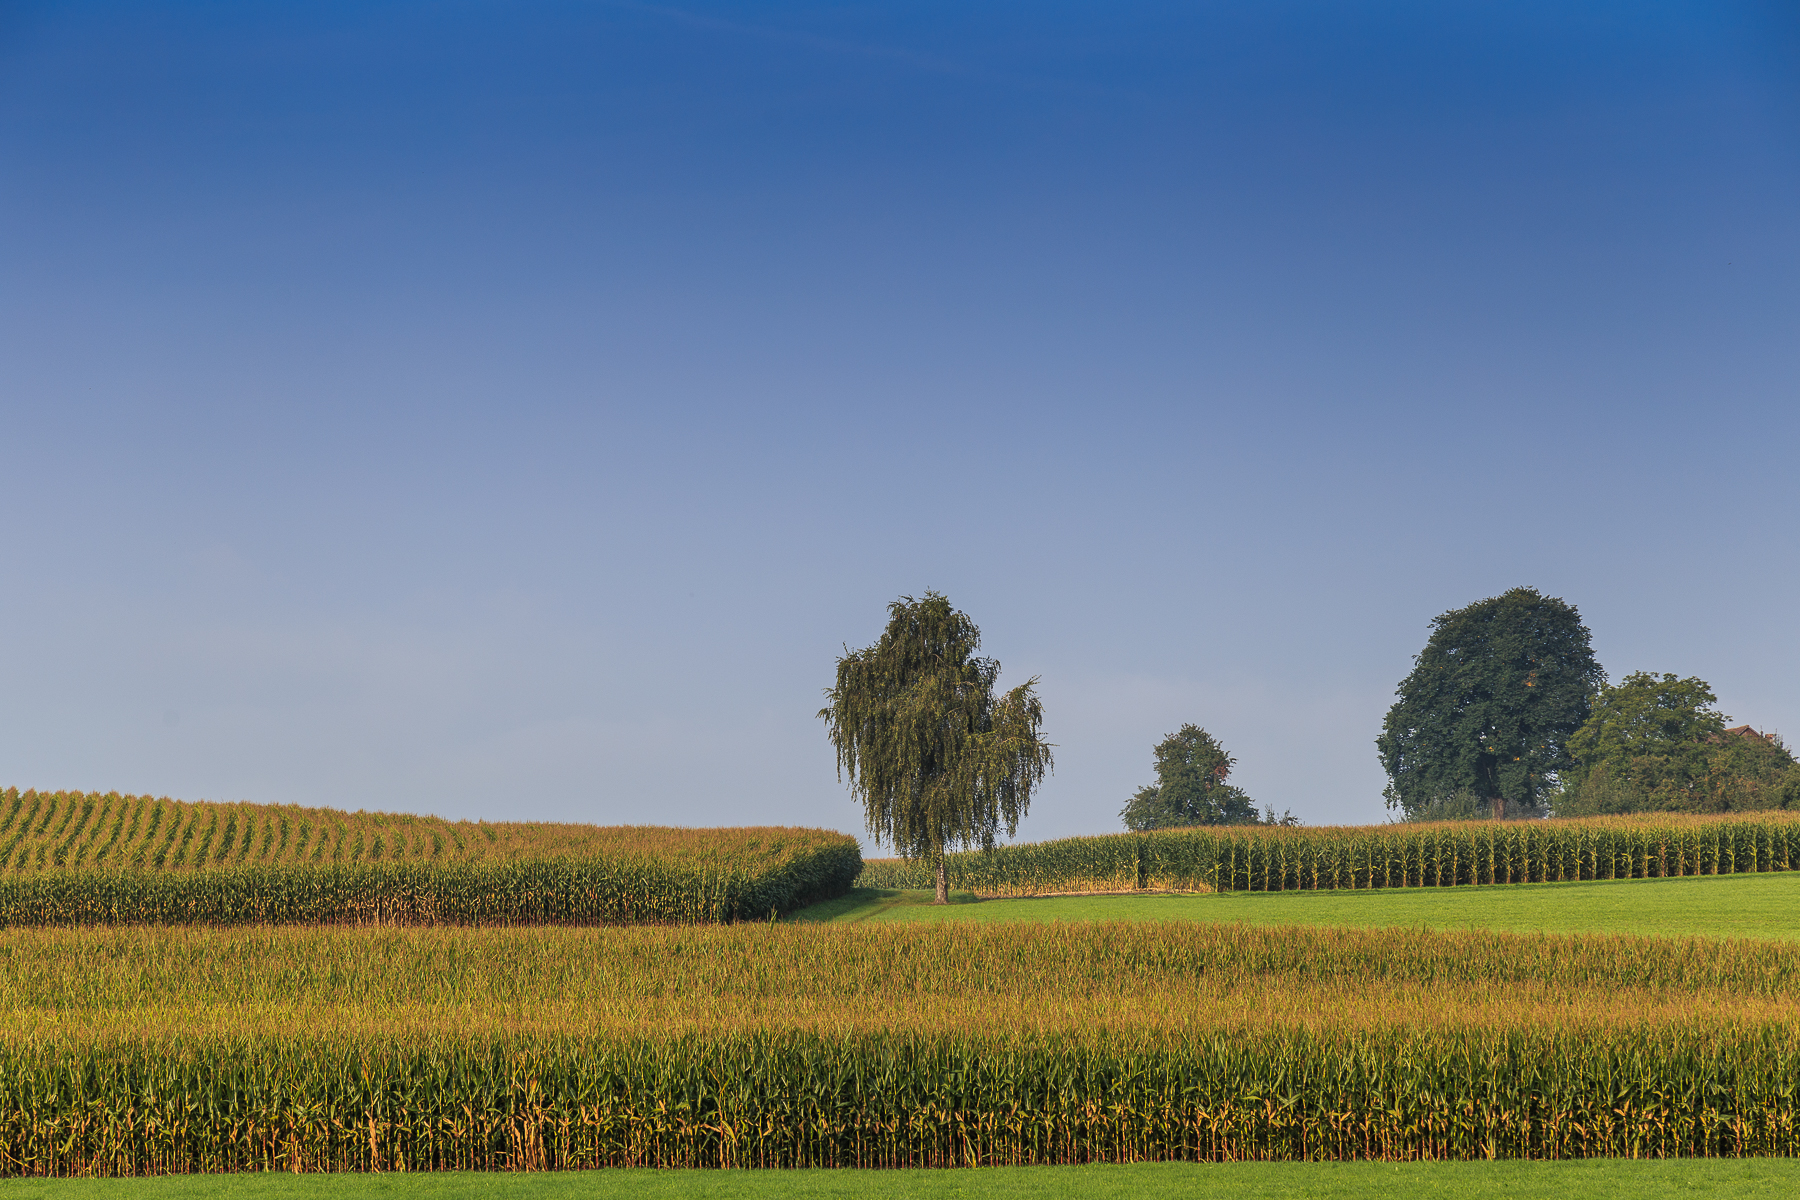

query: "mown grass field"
xmin=794 ymin=868 xmax=1800 ymax=940
xmin=3 ymin=1159 xmax=1800 ymax=1198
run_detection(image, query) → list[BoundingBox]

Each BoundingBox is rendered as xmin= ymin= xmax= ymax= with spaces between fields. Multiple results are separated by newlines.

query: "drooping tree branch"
xmin=820 ymin=592 xmax=1052 ymax=902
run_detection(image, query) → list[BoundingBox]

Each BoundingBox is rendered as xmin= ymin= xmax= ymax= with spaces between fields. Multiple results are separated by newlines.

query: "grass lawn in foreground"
xmin=2 ymin=1161 xmax=1798 ymax=1199
xmin=793 ymin=868 xmax=1800 ymax=939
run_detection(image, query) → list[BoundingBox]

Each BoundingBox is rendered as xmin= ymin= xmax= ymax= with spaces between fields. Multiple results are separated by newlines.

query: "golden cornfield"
xmin=0 ymin=789 xmax=861 ymax=926
xmin=0 ymin=787 xmax=833 ymax=871
xmin=7 ymin=790 xmax=1800 ymax=1174
xmin=4 ymin=921 xmax=1800 ymax=1172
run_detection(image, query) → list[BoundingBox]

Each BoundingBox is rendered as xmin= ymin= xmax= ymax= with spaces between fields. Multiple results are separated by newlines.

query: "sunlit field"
xmin=793 ymin=868 xmax=1800 ymax=941
xmin=7 ymin=884 xmax=1800 ymax=1176
xmin=8 ymin=827 xmax=1800 ymax=1189
xmin=5 ymin=1159 xmax=1800 ymax=1199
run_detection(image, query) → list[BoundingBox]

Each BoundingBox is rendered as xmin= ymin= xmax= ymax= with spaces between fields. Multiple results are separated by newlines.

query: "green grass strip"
xmin=797 ymin=870 xmax=1800 ymax=940
xmin=2 ymin=1160 xmax=1800 ymax=1199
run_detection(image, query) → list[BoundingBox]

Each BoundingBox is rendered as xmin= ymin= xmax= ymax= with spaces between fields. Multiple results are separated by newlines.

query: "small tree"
xmin=1119 ymin=724 xmax=1260 ymax=829
xmin=820 ymin=592 xmax=1053 ymax=903
xmin=1378 ymin=587 xmax=1602 ymax=820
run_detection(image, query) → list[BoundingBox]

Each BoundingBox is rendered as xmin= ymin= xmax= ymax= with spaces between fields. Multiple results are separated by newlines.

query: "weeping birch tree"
xmin=820 ymin=592 xmax=1053 ymax=903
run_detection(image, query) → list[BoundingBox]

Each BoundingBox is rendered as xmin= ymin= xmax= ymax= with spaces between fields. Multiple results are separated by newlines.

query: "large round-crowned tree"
xmin=820 ymin=592 xmax=1052 ymax=903
xmin=1378 ymin=587 xmax=1602 ymax=820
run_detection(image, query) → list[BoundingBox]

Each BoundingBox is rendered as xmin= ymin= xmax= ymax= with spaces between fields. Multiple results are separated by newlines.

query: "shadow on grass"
xmin=783 ymin=888 xmax=981 ymax=923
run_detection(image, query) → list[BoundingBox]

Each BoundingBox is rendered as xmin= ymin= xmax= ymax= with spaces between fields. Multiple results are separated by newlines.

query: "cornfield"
xmin=857 ymin=812 xmax=1800 ymax=895
xmin=10 ymin=791 xmax=1800 ymax=1173
xmin=3 ymin=921 xmax=1800 ymax=1172
xmin=11 ymin=1025 xmax=1800 ymax=1173
xmin=0 ymin=789 xmax=860 ymax=926
xmin=7 ymin=922 xmax=1800 ymax=1017
xmin=0 ymin=788 xmax=830 ymax=871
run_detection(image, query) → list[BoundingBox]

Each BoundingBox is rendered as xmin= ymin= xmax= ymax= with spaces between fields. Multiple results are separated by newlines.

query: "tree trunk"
xmin=1492 ymin=794 xmax=1506 ymax=821
xmin=935 ymin=859 xmax=948 ymax=905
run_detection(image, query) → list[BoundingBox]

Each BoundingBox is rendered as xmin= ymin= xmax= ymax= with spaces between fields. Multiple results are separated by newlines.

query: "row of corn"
xmin=3 ymin=1025 xmax=1798 ymax=1173
xmin=0 ymin=846 xmax=862 ymax=927
xmin=5 ymin=921 xmax=1798 ymax=1010
xmin=857 ymin=812 xmax=1800 ymax=894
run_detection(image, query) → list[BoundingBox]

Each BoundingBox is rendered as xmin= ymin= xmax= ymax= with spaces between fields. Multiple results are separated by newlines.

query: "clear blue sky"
xmin=1 ymin=1 xmax=1795 ymax=840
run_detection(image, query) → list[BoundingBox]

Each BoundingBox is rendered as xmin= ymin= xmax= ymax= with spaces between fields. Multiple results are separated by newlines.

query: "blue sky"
xmin=1 ymin=1 xmax=1795 ymax=841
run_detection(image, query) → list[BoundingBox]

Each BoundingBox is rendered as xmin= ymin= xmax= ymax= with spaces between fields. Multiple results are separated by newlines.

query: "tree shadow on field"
xmin=783 ymin=888 xmax=980 ymax=923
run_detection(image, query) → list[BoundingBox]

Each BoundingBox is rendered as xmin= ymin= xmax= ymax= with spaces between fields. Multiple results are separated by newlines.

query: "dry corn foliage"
xmin=3 ymin=921 xmax=1800 ymax=1171
xmin=6 ymin=920 xmax=1800 ymax=1039
xmin=7 ymin=920 xmax=1800 ymax=1018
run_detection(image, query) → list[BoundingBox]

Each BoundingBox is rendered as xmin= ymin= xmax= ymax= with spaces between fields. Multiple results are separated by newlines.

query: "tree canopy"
xmin=1119 ymin=724 xmax=1261 ymax=829
xmin=819 ymin=592 xmax=1052 ymax=902
xmin=1566 ymin=672 xmax=1726 ymax=790
xmin=1378 ymin=587 xmax=1603 ymax=820
xmin=1556 ymin=672 xmax=1800 ymax=814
